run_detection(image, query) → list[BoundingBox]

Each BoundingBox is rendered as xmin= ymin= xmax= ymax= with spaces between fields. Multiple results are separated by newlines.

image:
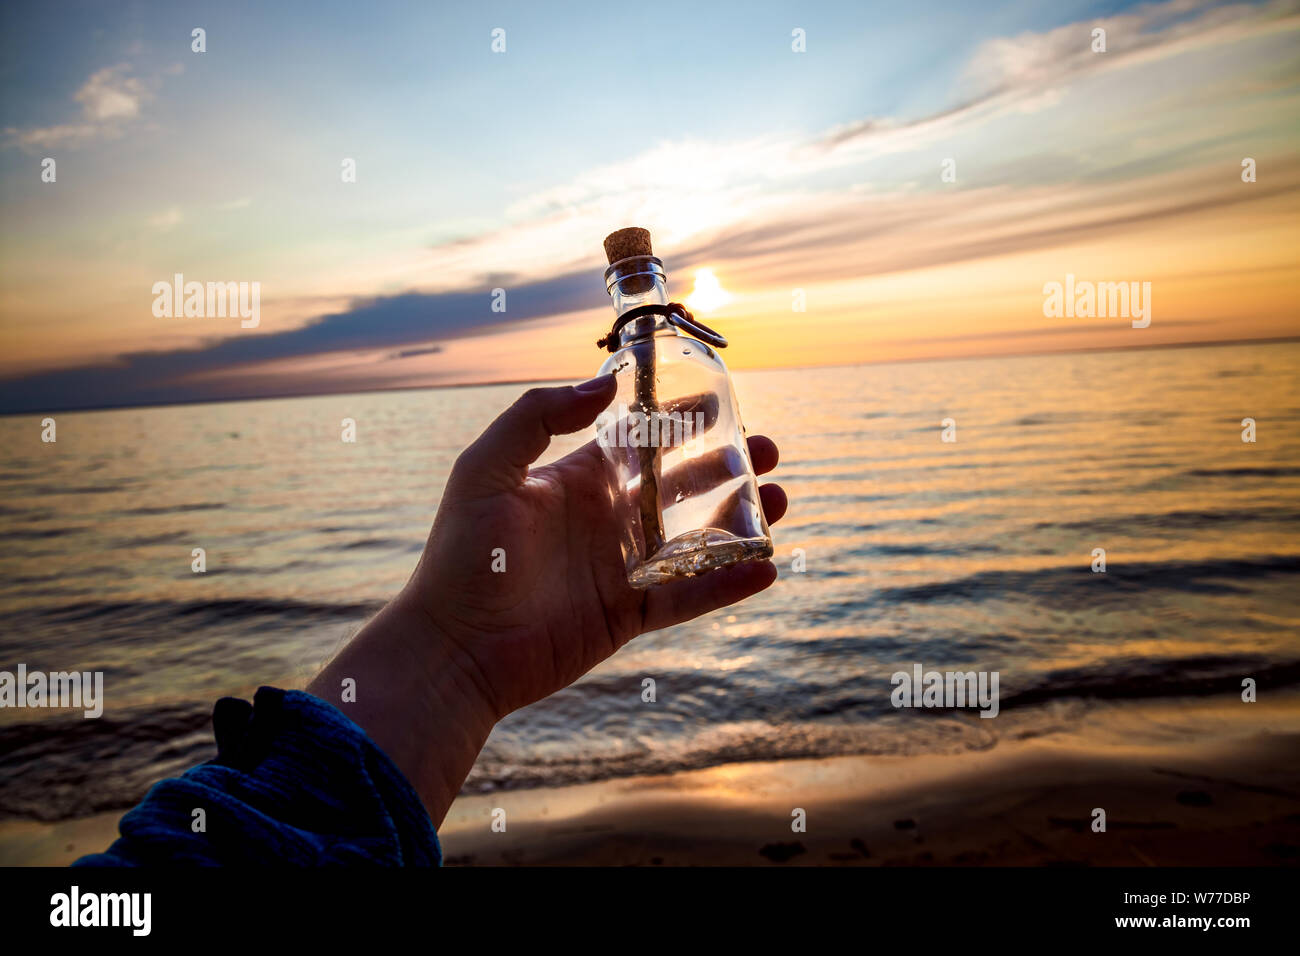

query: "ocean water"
xmin=1 ymin=342 xmax=1298 ymax=821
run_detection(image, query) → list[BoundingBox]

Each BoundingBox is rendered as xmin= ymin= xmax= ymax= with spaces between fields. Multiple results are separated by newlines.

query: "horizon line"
xmin=4 ymin=333 xmax=1297 ymax=419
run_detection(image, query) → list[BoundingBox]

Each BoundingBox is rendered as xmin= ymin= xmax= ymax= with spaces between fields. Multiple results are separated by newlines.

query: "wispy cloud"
xmin=75 ymin=64 xmax=146 ymax=121
xmin=412 ymin=0 xmax=1299 ymax=295
xmin=5 ymin=63 xmax=155 ymax=150
xmin=148 ymin=206 xmax=184 ymax=232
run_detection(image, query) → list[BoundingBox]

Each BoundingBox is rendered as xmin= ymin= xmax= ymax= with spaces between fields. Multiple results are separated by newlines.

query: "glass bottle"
xmin=594 ymin=228 xmax=772 ymax=587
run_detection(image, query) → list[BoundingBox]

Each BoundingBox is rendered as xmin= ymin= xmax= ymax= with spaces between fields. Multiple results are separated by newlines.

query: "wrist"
xmin=307 ymin=590 xmax=499 ymax=825
xmin=389 ymin=585 xmax=506 ymax=724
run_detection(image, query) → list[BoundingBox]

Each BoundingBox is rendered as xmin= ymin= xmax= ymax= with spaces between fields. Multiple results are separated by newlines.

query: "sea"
xmin=2 ymin=341 xmax=1298 ymax=822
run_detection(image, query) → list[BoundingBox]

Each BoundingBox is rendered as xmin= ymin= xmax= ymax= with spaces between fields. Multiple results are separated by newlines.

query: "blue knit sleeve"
xmin=73 ymin=686 xmax=442 ymax=866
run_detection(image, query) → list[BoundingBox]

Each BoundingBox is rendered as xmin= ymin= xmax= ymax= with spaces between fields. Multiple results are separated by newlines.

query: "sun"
xmin=684 ymin=268 xmax=733 ymax=314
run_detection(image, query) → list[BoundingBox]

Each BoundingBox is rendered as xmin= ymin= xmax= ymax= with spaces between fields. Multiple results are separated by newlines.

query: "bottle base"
xmin=628 ymin=529 xmax=774 ymax=588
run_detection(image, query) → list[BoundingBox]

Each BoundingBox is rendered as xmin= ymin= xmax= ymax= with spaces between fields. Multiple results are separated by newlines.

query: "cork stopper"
xmin=604 ymin=227 xmax=653 ymax=265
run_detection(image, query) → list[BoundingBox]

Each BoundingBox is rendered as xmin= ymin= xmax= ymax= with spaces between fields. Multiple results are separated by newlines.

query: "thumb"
xmin=452 ymin=374 xmax=617 ymax=491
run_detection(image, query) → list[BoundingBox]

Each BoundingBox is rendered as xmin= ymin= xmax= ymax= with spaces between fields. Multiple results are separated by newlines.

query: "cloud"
xmin=391 ymin=345 xmax=444 ymax=359
xmin=889 ymin=318 xmax=1213 ymax=348
xmin=5 ymin=124 xmax=97 ymax=150
xmin=74 ymin=64 xmax=146 ymax=121
xmin=823 ymin=0 xmax=1297 ymax=157
xmin=6 ymin=144 xmax=1295 ymax=415
xmin=5 ymin=63 xmax=151 ymax=150
xmin=0 ymin=270 xmax=601 ymax=412
xmin=669 ymin=158 xmax=1300 ymax=288
xmin=148 ymin=207 xmax=183 ymax=232
xmin=1 ymin=0 xmax=1295 ymax=412
xmin=959 ymin=0 xmax=1290 ymax=96
xmin=413 ymin=0 xmax=1298 ymax=297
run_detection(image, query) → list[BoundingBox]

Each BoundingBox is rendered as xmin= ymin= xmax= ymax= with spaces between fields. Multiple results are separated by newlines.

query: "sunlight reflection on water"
xmin=1 ymin=342 xmax=1297 ymax=808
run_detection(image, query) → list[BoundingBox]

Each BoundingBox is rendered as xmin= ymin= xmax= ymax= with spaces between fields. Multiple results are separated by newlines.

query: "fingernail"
xmin=575 ymin=374 xmax=615 ymax=393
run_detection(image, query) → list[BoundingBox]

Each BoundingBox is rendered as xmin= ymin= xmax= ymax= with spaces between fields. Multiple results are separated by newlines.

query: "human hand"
xmin=310 ymin=374 xmax=787 ymax=822
xmin=407 ymin=373 xmax=787 ymax=718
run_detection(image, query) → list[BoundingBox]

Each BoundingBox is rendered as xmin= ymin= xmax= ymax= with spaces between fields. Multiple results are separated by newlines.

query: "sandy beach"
xmin=436 ymin=698 xmax=1300 ymax=866
xmin=6 ymin=693 xmax=1297 ymax=867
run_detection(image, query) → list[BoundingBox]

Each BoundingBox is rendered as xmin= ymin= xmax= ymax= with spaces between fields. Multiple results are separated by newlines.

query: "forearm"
xmin=306 ymin=588 xmax=499 ymax=826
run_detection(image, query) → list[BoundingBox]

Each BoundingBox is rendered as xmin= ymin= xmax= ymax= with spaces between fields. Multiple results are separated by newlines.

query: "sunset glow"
xmin=1 ymin=0 xmax=1297 ymax=412
xmin=685 ymin=269 xmax=734 ymax=315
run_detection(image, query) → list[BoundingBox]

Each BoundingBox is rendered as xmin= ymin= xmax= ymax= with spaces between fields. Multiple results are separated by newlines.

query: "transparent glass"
xmin=595 ymin=256 xmax=773 ymax=587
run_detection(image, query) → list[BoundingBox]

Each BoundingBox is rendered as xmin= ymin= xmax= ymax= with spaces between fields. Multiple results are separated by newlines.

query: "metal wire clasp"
xmin=596 ymin=302 xmax=728 ymax=352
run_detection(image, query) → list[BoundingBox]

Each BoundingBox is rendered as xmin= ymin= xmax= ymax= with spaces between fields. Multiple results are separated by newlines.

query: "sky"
xmin=0 ymin=0 xmax=1297 ymax=412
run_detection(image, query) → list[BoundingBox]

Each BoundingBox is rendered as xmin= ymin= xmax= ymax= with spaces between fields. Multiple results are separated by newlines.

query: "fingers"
xmin=696 ymin=479 xmax=787 ymax=533
xmin=654 ymin=392 xmax=720 ymax=431
xmin=747 ymin=435 xmax=778 ymax=475
xmin=454 ymin=375 xmax=617 ymax=492
xmin=639 ymin=433 xmax=785 ymax=633
xmin=641 ymin=560 xmax=778 ymax=633
xmin=760 ymin=483 xmax=788 ymax=524
xmin=659 ymin=445 xmax=747 ymax=498
xmin=656 ymin=435 xmax=777 ymax=493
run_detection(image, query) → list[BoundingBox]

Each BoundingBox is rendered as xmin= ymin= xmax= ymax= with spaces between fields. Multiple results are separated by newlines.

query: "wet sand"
xmin=439 ymin=694 xmax=1300 ymax=865
xmin=5 ymin=695 xmax=1299 ymax=867
xmin=437 ymin=729 xmax=1300 ymax=866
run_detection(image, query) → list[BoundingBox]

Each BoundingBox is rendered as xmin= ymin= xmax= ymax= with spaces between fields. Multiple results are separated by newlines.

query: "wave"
xmin=0 ymin=702 xmax=216 ymax=822
xmin=871 ymin=554 xmax=1299 ymax=605
xmin=1182 ymin=466 xmax=1300 ymax=479
xmin=6 ymin=655 xmax=1297 ymax=821
xmin=463 ymin=656 xmax=1300 ymax=794
xmin=1032 ymin=507 xmax=1300 ymax=532
xmin=327 ymin=537 xmax=422 ymax=552
xmin=5 ymin=597 xmax=380 ymax=635
xmin=122 ymin=503 xmax=226 ymax=516
xmin=0 ymin=526 xmax=87 ymax=541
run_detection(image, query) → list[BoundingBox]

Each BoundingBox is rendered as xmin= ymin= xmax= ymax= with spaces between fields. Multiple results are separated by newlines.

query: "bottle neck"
xmin=605 ymin=255 xmax=678 ymax=348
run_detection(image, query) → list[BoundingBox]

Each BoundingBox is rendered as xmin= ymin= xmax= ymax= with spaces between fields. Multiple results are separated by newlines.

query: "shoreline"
xmin=435 ymin=692 xmax=1300 ymax=865
xmin=436 ymin=731 xmax=1300 ymax=867
xmin=4 ymin=694 xmax=1299 ymax=867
